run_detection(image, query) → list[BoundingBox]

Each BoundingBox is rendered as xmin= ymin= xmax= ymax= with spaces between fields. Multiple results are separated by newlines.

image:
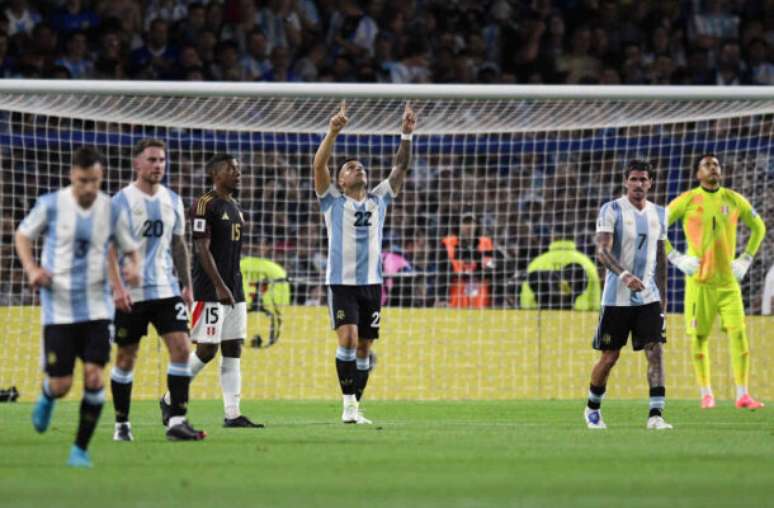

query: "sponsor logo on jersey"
xmin=206 ymin=325 xmax=216 ymax=336
xmin=222 ymin=212 xmax=230 ymax=220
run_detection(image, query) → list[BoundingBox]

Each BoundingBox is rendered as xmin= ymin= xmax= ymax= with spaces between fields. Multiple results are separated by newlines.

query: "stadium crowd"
xmin=0 ymin=0 xmax=773 ymax=85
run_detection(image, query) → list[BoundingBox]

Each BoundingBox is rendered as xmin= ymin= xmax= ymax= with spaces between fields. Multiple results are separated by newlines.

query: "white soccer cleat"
xmin=646 ymin=416 xmax=673 ymax=430
xmin=342 ymin=402 xmax=358 ymax=424
xmin=584 ymin=407 xmax=607 ymax=429
xmin=113 ymin=422 xmax=134 ymax=441
xmin=355 ymin=409 xmax=372 ymax=425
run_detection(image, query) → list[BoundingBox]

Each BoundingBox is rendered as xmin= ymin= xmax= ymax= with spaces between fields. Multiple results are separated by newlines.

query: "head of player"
xmin=70 ymin=147 xmax=106 ymax=208
xmin=623 ymin=160 xmax=653 ymax=209
xmin=132 ymin=138 xmax=166 ymax=190
xmin=694 ymin=154 xmax=722 ymax=190
xmin=206 ymin=153 xmax=241 ymax=196
xmin=459 ymin=212 xmax=477 ymax=241
xmin=336 ymin=158 xmax=367 ymax=195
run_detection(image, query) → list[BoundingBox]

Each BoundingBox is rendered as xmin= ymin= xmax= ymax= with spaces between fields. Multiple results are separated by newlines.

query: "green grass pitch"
xmin=1 ymin=400 xmax=772 ymax=508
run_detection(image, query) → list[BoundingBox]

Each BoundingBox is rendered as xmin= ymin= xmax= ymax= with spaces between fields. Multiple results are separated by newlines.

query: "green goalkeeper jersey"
xmin=667 ymin=186 xmax=766 ymax=286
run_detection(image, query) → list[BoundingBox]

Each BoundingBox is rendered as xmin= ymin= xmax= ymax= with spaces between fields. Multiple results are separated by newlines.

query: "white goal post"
xmin=0 ymin=81 xmax=771 ymax=402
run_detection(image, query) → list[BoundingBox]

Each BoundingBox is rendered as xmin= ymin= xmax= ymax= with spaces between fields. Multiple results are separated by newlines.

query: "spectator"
xmin=715 ymin=39 xmax=745 ymax=85
xmin=130 ymin=18 xmax=177 ymax=79
xmin=519 ymin=232 xmax=601 ymax=311
xmin=176 ymin=2 xmax=206 ymax=44
xmin=256 ymin=0 xmax=301 ymax=52
xmin=97 ymin=0 xmax=142 ymax=45
xmin=241 ymin=30 xmax=271 ymax=81
xmin=54 ymin=31 xmax=93 ymax=79
xmin=691 ymin=0 xmax=740 ymax=50
xmin=745 ymin=37 xmax=774 ymax=85
xmin=261 ymin=46 xmax=300 ymax=82
xmin=4 ymin=0 xmax=40 ymax=36
xmin=438 ymin=213 xmax=494 ymax=309
xmin=556 ymin=26 xmax=601 ymax=84
xmin=0 ymin=32 xmax=17 ymax=78
xmin=381 ymin=250 xmax=412 ymax=306
xmin=144 ymin=0 xmax=187 ymax=31
xmin=51 ymin=0 xmax=100 ymax=35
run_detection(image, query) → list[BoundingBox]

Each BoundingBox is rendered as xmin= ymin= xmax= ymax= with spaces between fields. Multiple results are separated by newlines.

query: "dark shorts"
xmin=328 ymin=285 xmax=381 ymax=340
xmin=43 ymin=320 xmax=112 ymax=377
xmin=592 ymin=302 xmax=665 ymax=351
xmin=114 ymin=296 xmax=189 ymax=346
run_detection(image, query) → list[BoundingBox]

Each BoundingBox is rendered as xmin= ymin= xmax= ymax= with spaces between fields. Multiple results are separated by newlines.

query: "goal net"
xmin=1 ymin=82 xmax=771 ymax=402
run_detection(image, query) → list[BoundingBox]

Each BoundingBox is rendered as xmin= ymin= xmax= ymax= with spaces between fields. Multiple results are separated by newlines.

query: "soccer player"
xmin=584 ymin=161 xmax=672 ymax=430
xmin=666 ymin=154 xmax=766 ymax=409
xmin=161 ymin=154 xmax=262 ymax=428
xmin=109 ymin=139 xmax=206 ymax=441
xmin=313 ymin=101 xmax=416 ymax=424
xmin=15 ymin=147 xmax=139 ymax=467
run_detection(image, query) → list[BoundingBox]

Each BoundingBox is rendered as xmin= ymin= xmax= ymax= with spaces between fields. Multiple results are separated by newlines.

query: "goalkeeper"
xmin=666 ymin=154 xmax=766 ymax=410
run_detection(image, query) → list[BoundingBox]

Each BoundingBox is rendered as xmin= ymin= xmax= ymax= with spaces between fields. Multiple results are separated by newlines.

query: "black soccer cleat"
xmin=223 ymin=415 xmax=265 ymax=428
xmin=166 ymin=421 xmax=207 ymax=441
xmin=159 ymin=395 xmax=171 ymax=427
xmin=113 ymin=422 xmax=134 ymax=442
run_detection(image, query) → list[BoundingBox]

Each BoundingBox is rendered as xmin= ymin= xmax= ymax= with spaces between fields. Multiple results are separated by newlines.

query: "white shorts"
xmin=190 ymin=301 xmax=247 ymax=344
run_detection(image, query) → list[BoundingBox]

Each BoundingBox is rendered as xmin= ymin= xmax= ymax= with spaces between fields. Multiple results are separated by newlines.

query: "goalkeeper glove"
xmin=731 ymin=253 xmax=753 ymax=282
xmin=667 ymin=250 xmax=700 ymax=275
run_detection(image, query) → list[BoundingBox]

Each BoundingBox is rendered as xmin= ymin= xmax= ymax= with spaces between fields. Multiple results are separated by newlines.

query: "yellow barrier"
xmin=1 ymin=306 xmax=771 ymax=401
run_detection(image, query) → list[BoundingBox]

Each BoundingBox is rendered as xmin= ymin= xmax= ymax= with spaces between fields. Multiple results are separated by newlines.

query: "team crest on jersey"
xmin=47 ymin=352 xmax=57 ymax=365
xmin=336 ymin=310 xmax=346 ymax=321
xmin=602 ymin=334 xmax=611 ymax=345
xmin=117 ymin=327 xmax=128 ymax=339
xmin=721 ymin=205 xmax=729 ymax=215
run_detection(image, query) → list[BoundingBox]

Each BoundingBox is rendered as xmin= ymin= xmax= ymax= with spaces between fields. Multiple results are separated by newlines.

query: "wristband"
xmin=618 ymin=270 xmax=631 ymax=279
xmin=401 ymin=133 xmax=412 ymax=141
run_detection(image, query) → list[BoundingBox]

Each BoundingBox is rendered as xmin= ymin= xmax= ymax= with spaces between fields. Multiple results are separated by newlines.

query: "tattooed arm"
xmin=172 ymin=234 xmax=193 ymax=307
xmin=595 ymin=232 xmax=645 ymax=292
xmin=656 ymin=239 xmax=667 ymax=312
xmin=387 ymin=103 xmax=416 ymax=195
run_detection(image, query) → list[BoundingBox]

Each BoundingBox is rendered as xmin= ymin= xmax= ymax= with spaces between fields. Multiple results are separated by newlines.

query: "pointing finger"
xmin=340 ymin=100 xmax=348 ymax=115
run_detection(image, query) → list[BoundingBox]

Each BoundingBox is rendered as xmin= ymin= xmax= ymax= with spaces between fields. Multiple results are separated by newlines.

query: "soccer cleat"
xmin=113 ymin=422 xmax=134 ymax=441
xmin=66 ymin=445 xmax=93 ymax=468
xmin=166 ymin=421 xmax=207 ymax=441
xmin=223 ymin=415 xmax=264 ymax=428
xmin=584 ymin=407 xmax=607 ymax=429
xmin=159 ymin=395 xmax=171 ymax=426
xmin=735 ymin=394 xmax=765 ymax=410
xmin=646 ymin=416 xmax=673 ymax=430
xmin=32 ymin=394 xmax=55 ymax=433
xmin=342 ymin=402 xmax=358 ymax=424
xmin=701 ymin=394 xmax=716 ymax=409
xmin=355 ymin=409 xmax=372 ymax=425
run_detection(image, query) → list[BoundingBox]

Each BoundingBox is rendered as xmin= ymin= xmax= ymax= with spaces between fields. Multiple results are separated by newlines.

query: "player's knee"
xmin=196 ymin=344 xmax=218 ymax=363
xmin=356 ymin=339 xmax=373 ymax=357
xmin=48 ymin=377 xmax=72 ymax=397
xmin=83 ymin=368 xmax=104 ymax=391
xmin=115 ymin=345 xmax=139 ymax=371
xmin=164 ymin=333 xmax=190 ymax=362
xmin=601 ymin=350 xmax=620 ymax=368
xmin=221 ymin=339 xmax=243 ymax=358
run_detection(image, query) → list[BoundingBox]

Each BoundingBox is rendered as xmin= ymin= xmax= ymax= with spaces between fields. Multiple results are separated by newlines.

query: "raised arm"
xmin=595 ymin=231 xmax=645 ymax=292
xmin=313 ymin=101 xmax=348 ymax=195
xmin=387 ymin=102 xmax=417 ymax=195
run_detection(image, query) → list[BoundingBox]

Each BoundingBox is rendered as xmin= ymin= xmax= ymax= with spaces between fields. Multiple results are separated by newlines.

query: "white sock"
xmin=164 ymin=351 xmax=208 ymax=405
xmin=343 ymin=394 xmax=357 ymax=407
xmin=221 ymin=357 xmax=241 ymax=419
xmin=168 ymin=415 xmax=186 ymax=428
xmin=700 ymin=387 xmax=713 ymax=397
xmin=736 ymin=385 xmax=748 ymax=399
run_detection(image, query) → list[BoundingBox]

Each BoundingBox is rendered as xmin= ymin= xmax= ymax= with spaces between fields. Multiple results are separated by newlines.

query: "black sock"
xmin=335 ymin=359 xmax=356 ymax=395
xmin=167 ymin=373 xmax=190 ymax=418
xmin=587 ymin=384 xmax=606 ymax=410
xmin=355 ymin=368 xmax=370 ymax=401
xmin=649 ymin=386 xmax=665 ymax=418
xmin=76 ymin=387 xmax=104 ymax=451
xmin=110 ymin=379 xmax=132 ymax=423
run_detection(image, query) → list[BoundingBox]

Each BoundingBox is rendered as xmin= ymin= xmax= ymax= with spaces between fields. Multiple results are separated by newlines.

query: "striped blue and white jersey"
xmin=112 ymin=183 xmax=185 ymax=303
xmin=17 ymin=187 xmax=137 ymax=325
xmin=596 ymin=196 xmax=666 ymax=307
xmin=318 ymin=180 xmax=395 ymax=286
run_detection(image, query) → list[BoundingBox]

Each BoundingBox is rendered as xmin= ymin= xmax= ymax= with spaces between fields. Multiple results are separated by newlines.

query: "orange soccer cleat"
xmin=701 ymin=394 xmax=716 ymax=409
xmin=735 ymin=394 xmax=765 ymax=410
